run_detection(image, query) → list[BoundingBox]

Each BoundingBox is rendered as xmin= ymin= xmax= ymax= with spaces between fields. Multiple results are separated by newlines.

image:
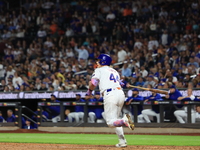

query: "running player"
xmin=86 ymin=54 xmax=134 ymax=148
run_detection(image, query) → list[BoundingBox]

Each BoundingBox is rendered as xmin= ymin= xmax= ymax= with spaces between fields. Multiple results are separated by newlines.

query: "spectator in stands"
xmin=135 ymin=77 xmax=145 ymax=87
xmin=68 ymin=94 xmax=85 ymax=123
xmin=6 ymin=109 xmax=15 ymax=122
xmin=140 ymin=66 xmax=148 ymax=78
xmin=50 ymin=74 xmax=59 ymax=91
xmin=0 ymin=79 xmax=6 ymax=91
xmin=5 ymin=66 xmax=15 ymax=84
xmin=143 ymin=75 xmax=156 ymax=88
xmin=12 ymin=72 xmax=23 ymax=89
xmin=37 ymin=26 xmax=47 ymax=39
xmin=121 ymin=63 xmax=132 ymax=77
xmin=0 ymin=64 xmax=5 ymax=80
xmin=74 ymin=44 xmax=89 ymax=61
xmin=76 ymin=80 xmax=87 ymax=90
xmin=128 ymin=75 xmax=137 ymax=86
xmin=0 ymin=0 xmax=198 ymax=98
xmin=117 ymin=46 xmax=127 ymax=62
xmin=187 ymin=56 xmax=199 ymax=68
xmin=123 ymin=5 xmax=132 ymax=16
xmin=106 ymin=11 xmax=116 ymax=20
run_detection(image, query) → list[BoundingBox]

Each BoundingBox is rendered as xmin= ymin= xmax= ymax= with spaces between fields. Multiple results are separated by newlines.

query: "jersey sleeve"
xmin=148 ymin=94 xmax=163 ymax=101
xmin=91 ymin=68 xmax=100 ymax=80
xmin=125 ymin=97 xmax=132 ymax=102
xmin=133 ymin=96 xmax=144 ymax=101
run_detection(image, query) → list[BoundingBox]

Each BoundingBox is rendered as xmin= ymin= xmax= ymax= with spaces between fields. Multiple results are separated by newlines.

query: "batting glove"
xmin=119 ymin=79 xmax=125 ymax=86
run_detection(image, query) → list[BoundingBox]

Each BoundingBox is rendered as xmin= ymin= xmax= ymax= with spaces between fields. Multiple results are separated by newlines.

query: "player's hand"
xmin=144 ymin=99 xmax=148 ymax=103
xmin=126 ymin=83 xmax=130 ymax=88
xmin=119 ymin=79 xmax=125 ymax=86
xmin=127 ymin=99 xmax=133 ymax=105
xmin=165 ymin=95 xmax=169 ymax=99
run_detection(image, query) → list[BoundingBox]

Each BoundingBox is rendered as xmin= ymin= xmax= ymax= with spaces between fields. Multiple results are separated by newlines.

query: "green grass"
xmin=0 ymin=133 xmax=199 ymax=146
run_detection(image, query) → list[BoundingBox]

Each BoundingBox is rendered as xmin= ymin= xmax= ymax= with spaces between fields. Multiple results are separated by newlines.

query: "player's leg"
xmin=115 ymin=127 xmax=127 ymax=147
xmin=137 ymin=114 xmax=146 ymax=123
xmin=191 ymin=112 xmax=196 ymax=123
xmin=88 ymin=112 xmax=96 ymax=123
xmin=142 ymin=109 xmax=160 ymax=123
xmin=103 ymin=95 xmax=120 ymax=127
xmin=78 ymin=112 xmax=84 ymax=122
xmin=114 ymin=90 xmax=127 ymax=147
xmin=141 ymin=109 xmax=151 ymax=123
xmin=101 ymin=112 xmax=106 ymax=120
xmin=174 ymin=110 xmax=187 ymax=123
xmin=52 ymin=115 xmax=61 ymax=123
xmin=68 ymin=112 xmax=75 ymax=122
xmin=122 ymin=105 xmax=133 ymax=121
xmin=104 ymin=90 xmax=129 ymax=127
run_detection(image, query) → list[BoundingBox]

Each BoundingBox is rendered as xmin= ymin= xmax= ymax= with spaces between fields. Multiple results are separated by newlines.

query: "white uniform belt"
xmin=102 ymin=87 xmax=121 ymax=96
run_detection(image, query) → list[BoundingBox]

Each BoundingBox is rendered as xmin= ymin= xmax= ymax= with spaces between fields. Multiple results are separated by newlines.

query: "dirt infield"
xmin=0 ymin=129 xmax=200 ymax=150
xmin=0 ymin=143 xmax=200 ymax=150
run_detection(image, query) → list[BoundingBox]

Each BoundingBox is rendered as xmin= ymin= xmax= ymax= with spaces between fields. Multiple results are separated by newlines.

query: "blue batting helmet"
xmin=97 ymin=54 xmax=112 ymax=66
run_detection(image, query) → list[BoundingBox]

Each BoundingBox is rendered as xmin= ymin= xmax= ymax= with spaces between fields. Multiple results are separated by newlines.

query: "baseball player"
xmin=174 ymin=88 xmax=199 ymax=123
xmin=142 ymin=90 xmax=163 ymax=123
xmin=125 ymin=88 xmax=145 ymax=123
xmin=68 ymin=94 xmax=85 ymax=123
xmin=196 ymin=105 xmax=200 ymax=122
xmin=85 ymin=93 xmax=96 ymax=123
xmin=24 ymin=119 xmax=35 ymax=129
xmin=86 ymin=54 xmax=134 ymax=148
xmin=46 ymin=94 xmax=60 ymax=123
xmin=164 ymin=85 xmax=182 ymax=122
xmin=0 ymin=111 xmax=5 ymax=122
xmin=93 ymin=91 xmax=104 ymax=122
xmin=6 ymin=109 xmax=16 ymax=122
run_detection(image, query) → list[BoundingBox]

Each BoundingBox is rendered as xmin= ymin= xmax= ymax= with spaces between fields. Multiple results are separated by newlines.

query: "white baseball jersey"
xmin=92 ymin=66 xmax=121 ymax=94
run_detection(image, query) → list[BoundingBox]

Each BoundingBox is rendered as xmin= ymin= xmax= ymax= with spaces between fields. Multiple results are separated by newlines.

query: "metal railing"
xmin=37 ymin=101 xmax=200 ymax=126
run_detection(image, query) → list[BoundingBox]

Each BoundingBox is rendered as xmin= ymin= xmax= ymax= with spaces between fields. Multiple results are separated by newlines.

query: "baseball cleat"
xmin=115 ymin=143 xmax=127 ymax=148
xmin=123 ymin=114 xmax=134 ymax=130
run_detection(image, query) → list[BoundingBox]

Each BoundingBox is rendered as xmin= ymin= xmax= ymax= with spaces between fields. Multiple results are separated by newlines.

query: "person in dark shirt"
xmin=46 ymin=94 xmax=60 ymax=123
xmin=125 ymin=88 xmax=145 ymax=123
xmin=6 ymin=109 xmax=15 ymax=122
xmin=39 ymin=82 xmax=48 ymax=91
xmin=142 ymin=90 xmax=163 ymax=123
xmin=93 ymin=91 xmax=104 ymax=122
xmin=0 ymin=80 xmax=6 ymax=91
xmin=174 ymin=89 xmax=200 ymax=123
xmin=0 ymin=111 xmax=5 ymax=122
xmin=164 ymin=85 xmax=182 ymax=122
xmin=24 ymin=119 xmax=35 ymax=129
xmin=85 ymin=93 xmax=96 ymax=123
xmin=68 ymin=94 xmax=85 ymax=123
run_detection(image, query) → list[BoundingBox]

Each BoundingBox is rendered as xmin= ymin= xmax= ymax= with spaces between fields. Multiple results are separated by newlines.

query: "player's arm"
xmin=133 ymin=96 xmax=144 ymax=101
xmin=86 ymin=69 xmax=100 ymax=95
xmin=177 ymin=96 xmax=190 ymax=101
xmin=86 ymin=78 xmax=99 ymax=95
xmin=89 ymin=78 xmax=99 ymax=91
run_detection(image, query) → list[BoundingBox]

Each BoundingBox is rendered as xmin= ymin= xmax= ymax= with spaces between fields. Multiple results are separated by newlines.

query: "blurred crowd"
xmin=0 ymin=0 xmax=200 ymax=92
